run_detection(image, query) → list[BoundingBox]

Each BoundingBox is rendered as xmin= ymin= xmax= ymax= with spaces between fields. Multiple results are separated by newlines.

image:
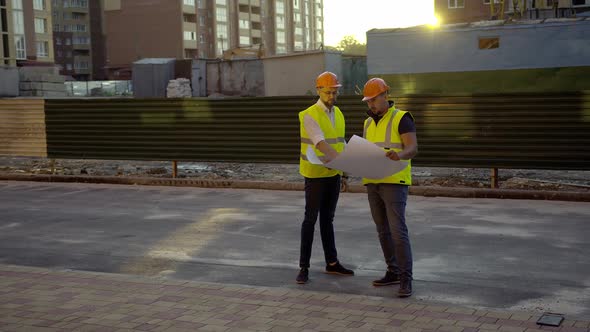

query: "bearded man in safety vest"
xmin=362 ymin=78 xmax=418 ymax=297
xmin=295 ymin=71 xmax=354 ymax=284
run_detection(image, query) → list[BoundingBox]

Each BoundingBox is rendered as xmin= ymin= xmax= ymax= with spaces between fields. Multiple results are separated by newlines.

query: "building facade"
xmin=102 ymin=0 xmax=324 ymax=79
xmin=51 ymin=0 xmax=93 ymax=80
xmin=1 ymin=0 xmax=54 ymax=66
xmin=435 ymin=0 xmax=590 ymax=24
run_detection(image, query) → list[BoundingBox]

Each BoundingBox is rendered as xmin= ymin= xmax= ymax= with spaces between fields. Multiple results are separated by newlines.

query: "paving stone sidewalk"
xmin=1 ymin=264 xmax=589 ymax=332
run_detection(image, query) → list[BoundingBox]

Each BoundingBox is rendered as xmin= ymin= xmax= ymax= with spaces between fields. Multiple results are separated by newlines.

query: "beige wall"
xmin=104 ymin=1 xmax=183 ymax=67
xmin=263 ymin=51 xmax=341 ymax=96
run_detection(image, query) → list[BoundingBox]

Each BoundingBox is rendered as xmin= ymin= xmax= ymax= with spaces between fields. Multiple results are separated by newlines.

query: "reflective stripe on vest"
xmin=301 ymin=137 xmax=346 ymax=145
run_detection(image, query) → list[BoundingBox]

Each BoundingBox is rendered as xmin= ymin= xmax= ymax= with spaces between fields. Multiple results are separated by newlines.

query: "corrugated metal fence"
xmin=0 ymin=99 xmax=47 ymax=157
xmin=2 ymin=92 xmax=589 ymax=170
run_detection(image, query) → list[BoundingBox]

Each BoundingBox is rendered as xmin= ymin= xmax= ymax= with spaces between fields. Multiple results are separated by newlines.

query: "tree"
xmin=336 ymin=35 xmax=366 ymax=56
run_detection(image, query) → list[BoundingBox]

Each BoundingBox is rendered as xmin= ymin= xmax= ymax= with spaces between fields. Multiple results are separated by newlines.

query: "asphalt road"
xmin=1 ymin=180 xmax=589 ymax=320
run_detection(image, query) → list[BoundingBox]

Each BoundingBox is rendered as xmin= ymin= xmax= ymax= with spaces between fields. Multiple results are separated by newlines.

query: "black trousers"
xmin=299 ymin=175 xmax=341 ymax=268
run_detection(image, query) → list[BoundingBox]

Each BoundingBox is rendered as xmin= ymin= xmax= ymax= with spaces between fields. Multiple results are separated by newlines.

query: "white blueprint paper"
xmin=307 ymin=135 xmax=408 ymax=179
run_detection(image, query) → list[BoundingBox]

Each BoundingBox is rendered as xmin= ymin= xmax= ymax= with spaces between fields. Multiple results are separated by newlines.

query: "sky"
xmin=323 ymin=0 xmax=436 ymax=47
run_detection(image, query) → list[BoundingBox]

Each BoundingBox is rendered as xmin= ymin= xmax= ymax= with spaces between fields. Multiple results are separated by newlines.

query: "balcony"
xmin=183 ymin=4 xmax=195 ymax=14
xmin=72 ymin=43 xmax=90 ymax=50
xmin=184 ymin=40 xmax=197 ymax=49
xmin=73 ymin=68 xmax=90 ymax=75
xmin=183 ymin=22 xmax=197 ymax=31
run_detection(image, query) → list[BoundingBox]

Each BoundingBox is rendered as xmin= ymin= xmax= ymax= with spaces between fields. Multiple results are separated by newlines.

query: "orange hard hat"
xmin=316 ymin=71 xmax=342 ymax=89
xmin=362 ymin=78 xmax=390 ymax=101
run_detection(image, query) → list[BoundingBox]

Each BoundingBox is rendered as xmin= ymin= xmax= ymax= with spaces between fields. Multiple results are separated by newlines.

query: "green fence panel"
xmin=44 ymin=92 xmax=590 ymax=170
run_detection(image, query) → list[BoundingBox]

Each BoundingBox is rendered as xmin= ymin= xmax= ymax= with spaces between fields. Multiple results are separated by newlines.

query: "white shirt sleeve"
xmin=303 ymin=114 xmax=325 ymax=147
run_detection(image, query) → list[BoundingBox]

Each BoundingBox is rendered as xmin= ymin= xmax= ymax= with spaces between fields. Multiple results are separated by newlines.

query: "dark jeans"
xmin=366 ymin=183 xmax=413 ymax=280
xmin=299 ymin=175 xmax=341 ymax=269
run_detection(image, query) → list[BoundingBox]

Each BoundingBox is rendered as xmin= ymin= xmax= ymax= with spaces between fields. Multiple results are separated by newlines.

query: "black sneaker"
xmin=372 ymin=271 xmax=400 ymax=286
xmin=325 ymin=262 xmax=354 ymax=276
xmin=296 ymin=268 xmax=309 ymax=284
xmin=398 ymin=279 xmax=412 ymax=297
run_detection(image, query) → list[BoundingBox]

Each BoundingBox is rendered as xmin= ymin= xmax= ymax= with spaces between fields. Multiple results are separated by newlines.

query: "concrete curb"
xmin=1 ymin=173 xmax=590 ymax=202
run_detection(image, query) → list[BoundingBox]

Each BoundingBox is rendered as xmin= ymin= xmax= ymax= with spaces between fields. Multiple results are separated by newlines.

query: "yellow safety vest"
xmin=362 ymin=106 xmax=413 ymax=185
xmin=299 ymin=104 xmax=345 ymax=178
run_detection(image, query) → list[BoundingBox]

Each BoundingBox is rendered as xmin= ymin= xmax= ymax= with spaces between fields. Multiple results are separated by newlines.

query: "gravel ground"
xmin=1 ymin=156 xmax=589 ymax=192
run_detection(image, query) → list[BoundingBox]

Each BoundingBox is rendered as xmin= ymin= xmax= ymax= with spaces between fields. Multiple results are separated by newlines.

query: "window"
xmin=216 ymin=7 xmax=227 ymax=22
xmin=66 ymin=63 xmax=72 ymax=70
xmin=276 ymin=45 xmax=286 ymax=54
xmin=36 ymin=41 xmax=48 ymax=57
xmin=34 ymin=18 xmax=46 ymax=33
xmin=184 ymin=31 xmax=196 ymax=40
xmin=239 ymin=19 xmax=249 ymax=29
xmin=73 ymin=36 xmax=89 ymax=44
xmin=64 ymin=0 xmax=87 ymax=8
xmin=12 ymin=0 xmax=23 ymax=10
xmin=14 ymin=35 xmax=26 ymax=59
xmin=276 ymin=15 xmax=284 ymax=29
xmin=183 ymin=0 xmax=195 ymax=5
xmin=276 ymin=0 xmax=284 ymax=13
xmin=216 ymin=23 xmax=227 ymax=36
xmin=448 ymin=0 xmax=464 ymax=8
xmin=239 ymin=36 xmax=249 ymax=45
xmin=53 ymin=23 xmax=59 ymax=31
xmin=215 ymin=0 xmax=226 ymax=5
xmin=315 ymin=16 xmax=322 ymax=29
xmin=479 ymin=37 xmax=499 ymax=49
xmin=55 ymin=37 xmax=61 ymax=45
xmin=74 ymin=61 xmax=89 ymax=69
xmin=33 ymin=0 xmax=45 ymax=10
xmin=276 ymin=31 xmax=285 ymax=43
xmin=12 ymin=9 xmax=24 ymax=34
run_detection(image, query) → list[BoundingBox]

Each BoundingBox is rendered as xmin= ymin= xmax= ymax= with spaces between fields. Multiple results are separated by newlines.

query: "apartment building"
xmin=51 ymin=0 xmax=93 ymax=80
xmin=1 ymin=0 xmax=54 ymax=66
xmin=435 ymin=0 xmax=590 ymax=24
xmin=102 ymin=0 xmax=324 ymax=79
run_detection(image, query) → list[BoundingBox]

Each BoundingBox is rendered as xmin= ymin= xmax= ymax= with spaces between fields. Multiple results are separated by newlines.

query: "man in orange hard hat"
xmin=296 ymin=71 xmax=354 ymax=284
xmin=361 ymin=78 xmax=418 ymax=297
